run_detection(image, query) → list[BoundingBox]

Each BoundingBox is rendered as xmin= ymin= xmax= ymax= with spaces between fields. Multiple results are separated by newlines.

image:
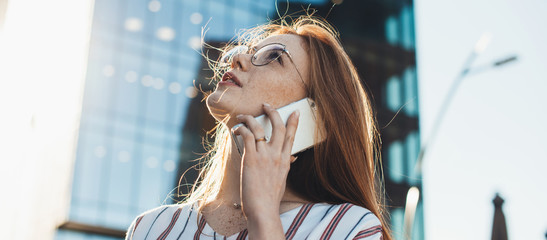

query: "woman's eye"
xmin=267 ymin=51 xmax=283 ymax=63
xmin=267 ymin=51 xmax=280 ymax=59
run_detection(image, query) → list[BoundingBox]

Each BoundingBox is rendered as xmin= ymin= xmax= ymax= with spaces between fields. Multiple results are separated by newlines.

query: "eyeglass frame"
xmin=220 ymin=43 xmax=308 ymax=91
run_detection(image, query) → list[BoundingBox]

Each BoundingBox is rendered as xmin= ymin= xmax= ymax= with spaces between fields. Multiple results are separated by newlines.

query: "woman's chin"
xmin=206 ymin=95 xmax=234 ymax=122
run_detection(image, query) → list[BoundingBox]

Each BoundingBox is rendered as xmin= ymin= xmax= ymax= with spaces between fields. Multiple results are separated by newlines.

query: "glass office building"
xmin=55 ymin=0 xmax=422 ymax=239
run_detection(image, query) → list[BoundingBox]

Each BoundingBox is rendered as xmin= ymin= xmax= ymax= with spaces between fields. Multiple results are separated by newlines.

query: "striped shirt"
xmin=126 ymin=202 xmax=382 ymax=240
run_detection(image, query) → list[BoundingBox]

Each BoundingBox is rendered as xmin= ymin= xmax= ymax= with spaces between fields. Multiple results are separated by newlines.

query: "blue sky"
xmin=415 ymin=0 xmax=547 ymax=239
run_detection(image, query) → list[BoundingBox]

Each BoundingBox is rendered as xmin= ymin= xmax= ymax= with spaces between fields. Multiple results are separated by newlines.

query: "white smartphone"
xmin=231 ymin=98 xmax=324 ymax=156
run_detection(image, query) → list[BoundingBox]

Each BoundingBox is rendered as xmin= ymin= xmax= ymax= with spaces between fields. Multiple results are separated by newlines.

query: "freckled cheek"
xmin=250 ymin=71 xmax=305 ymax=107
xmin=262 ymin=85 xmax=302 ymax=107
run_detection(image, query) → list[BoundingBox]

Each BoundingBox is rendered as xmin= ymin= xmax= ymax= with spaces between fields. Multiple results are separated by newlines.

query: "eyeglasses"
xmin=220 ymin=43 xmax=307 ymax=89
xmin=220 ymin=43 xmax=295 ymax=67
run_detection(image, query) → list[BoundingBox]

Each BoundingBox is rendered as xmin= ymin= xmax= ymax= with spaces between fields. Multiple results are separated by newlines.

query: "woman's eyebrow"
xmin=249 ymin=44 xmax=261 ymax=51
xmin=251 ymin=42 xmax=275 ymax=51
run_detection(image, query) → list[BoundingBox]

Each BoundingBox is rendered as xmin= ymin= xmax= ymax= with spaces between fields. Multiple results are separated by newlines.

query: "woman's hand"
xmin=232 ymin=102 xmax=300 ymax=237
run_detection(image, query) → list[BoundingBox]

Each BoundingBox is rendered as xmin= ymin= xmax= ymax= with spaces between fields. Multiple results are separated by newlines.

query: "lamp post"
xmin=403 ymin=187 xmax=420 ymax=240
xmin=414 ymin=33 xmax=518 ymax=174
xmin=402 ymin=32 xmax=518 ymax=240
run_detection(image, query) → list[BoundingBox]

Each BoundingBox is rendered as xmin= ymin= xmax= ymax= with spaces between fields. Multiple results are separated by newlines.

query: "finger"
xmin=236 ymin=114 xmax=267 ymax=151
xmin=262 ymin=103 xmax=285 ymax=149
xmin=290 ymin=156 xmax=298 ymax=163
xmin=281 ymin=110 xmax=300 ymax=156
xmin=233 ymin=125 xmax=257 ymax=156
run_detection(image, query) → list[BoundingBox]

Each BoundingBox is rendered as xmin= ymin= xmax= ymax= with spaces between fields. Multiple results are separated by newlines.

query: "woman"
xmin=126 ymin=16 xmax=392 ymax=240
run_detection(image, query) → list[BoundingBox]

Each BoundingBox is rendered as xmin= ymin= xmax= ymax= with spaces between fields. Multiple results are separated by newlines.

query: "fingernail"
xmin=263 ymin=103 xmax=270 ymax=108
xmin=294 ymin=110 xmax=300 ymax=118
xmin=236 ymin=114 xmax=243 ymax=119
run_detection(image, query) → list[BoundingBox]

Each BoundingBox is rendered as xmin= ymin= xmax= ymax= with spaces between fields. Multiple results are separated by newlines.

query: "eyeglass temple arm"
xmin=284 ymin=50 xmax=308 ymax=93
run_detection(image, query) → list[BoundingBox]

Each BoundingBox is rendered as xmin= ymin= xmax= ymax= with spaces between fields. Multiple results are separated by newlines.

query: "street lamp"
xmin=403 ymin=32 xmax=518 ymax=240
xmin=403 ymin=187 xmax=420 ymax=240
xmin=414 ymin=33 xmax=518 ymax=174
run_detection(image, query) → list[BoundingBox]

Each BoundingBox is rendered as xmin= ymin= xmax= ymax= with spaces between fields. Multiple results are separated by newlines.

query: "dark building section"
xmin=175 ymin=43 xmax=221 ymax=201
xmin=175 ymin=90 xmax=215 ymax=199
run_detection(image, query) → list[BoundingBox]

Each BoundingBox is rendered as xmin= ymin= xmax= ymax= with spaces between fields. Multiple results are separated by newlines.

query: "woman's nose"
xmin=231 ymin=53 xmax=250 ymax=71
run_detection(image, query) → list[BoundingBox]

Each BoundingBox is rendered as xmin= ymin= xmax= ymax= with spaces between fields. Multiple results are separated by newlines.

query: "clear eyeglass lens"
xmin=220 ymin=45 xmax=248 ymax=65
xmin=253 ymin=44 xmax=285 ymax=66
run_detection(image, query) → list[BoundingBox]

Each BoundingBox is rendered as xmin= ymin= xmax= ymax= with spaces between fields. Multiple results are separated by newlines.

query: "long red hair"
xmin=187 ymin=15 xmax=392 ymax=240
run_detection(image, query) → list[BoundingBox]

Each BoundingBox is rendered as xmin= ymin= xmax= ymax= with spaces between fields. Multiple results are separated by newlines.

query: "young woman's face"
xmin=206 ymin=34 xmax=310 ymax=127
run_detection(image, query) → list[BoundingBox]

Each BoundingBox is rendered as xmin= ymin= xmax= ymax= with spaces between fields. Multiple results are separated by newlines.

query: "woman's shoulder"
xmin=301 ymin=202 xmax=382 ymax=240
xmin=125 ymin=203 xmax=198 ymax=240
xmin=307 ymin=202 xmax=381 ymax=223
xmin=136 ymin=203 xmax=194 ymax=218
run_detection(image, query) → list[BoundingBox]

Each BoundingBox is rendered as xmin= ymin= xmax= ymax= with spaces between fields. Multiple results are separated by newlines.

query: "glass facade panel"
xmin=114 ymin=59 xmax=142 ymax=116
xmin=107 ymin=138 xmax=135 ymax=207
xmin=70 ymin=200 xmax=100 ymax=225
xmin=403 ymin=67 xmax=419 ymax=116
xmin=73 ymin=133 xmax=108 ymax=205
xmin=386 ymin=75 xmax=403 ymax=112
xmin=412 ymin=202 xmax=425 ymax=240
xmin=401 ymin=5 xmax=415 ymax=50
xmin=385 ymin=16 xmax=399 ymax=45
xmin=406 ymin=131 xmax=421 ymax=185
xmin=388 ymin=131 xmax=422 ymax=185
xmin=391 ymin=208 xmax=404 ymax=240
xmin=388 ymin=140 xmax=405 ymax=183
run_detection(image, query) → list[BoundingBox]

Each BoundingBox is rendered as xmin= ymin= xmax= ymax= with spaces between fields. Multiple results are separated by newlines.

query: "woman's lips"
xmin=218 ymin=80 xmax=240 ymax=87
xmin=220 ymin=72 xmax=242 ymax=87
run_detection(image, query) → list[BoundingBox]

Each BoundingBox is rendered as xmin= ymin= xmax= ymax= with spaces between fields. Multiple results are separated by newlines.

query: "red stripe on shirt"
xmin=320 ymin=203 xmax=353 ymax=240
xmin=193 ymin=216 xmax=206 ymax=240
xmin=134 ymin=215 xmax=144 ymax=231
xmin=129 ymin=215 xmax=144 ymax=240
xmin=157 ymin=208 xmax=182 ymax=240
xmin=353 ymin=225 xmax=382 ymax=239
xmin=285 ymin=203 xmax=315 ymax=240
xmin=236 ymin=229 xmax=248 ymax=240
